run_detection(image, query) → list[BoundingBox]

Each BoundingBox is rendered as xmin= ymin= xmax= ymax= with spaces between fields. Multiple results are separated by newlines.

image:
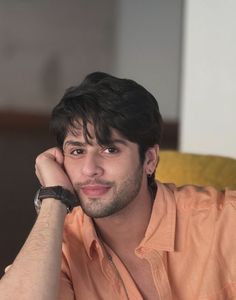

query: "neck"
xmin=93 ymin=187 xmax=154 ymax=254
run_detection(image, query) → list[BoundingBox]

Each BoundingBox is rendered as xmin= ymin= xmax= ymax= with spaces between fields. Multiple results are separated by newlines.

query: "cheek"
xmin=64 ymin=158 xmax=79 ymax=181
xmin=115 ymin=160 xmax=142 ymax=180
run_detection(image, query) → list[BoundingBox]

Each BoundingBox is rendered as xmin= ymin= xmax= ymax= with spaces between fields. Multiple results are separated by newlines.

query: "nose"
xmin=81 ymin=153 xmax=104 ymax=178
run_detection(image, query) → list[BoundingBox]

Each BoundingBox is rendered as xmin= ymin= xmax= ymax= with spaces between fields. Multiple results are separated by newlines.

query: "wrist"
xmin=40 ymin=197 xmax=68 ymax=213
xmin=34 ymin=186 xmax=79 ymax=214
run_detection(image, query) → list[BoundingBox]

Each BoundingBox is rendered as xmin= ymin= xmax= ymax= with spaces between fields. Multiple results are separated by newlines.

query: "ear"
xmin=144 ymin=145 xmax=160 ymax=175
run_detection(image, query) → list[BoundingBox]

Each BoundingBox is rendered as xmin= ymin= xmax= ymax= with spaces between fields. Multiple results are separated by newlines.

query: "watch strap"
xmin=35 ymin=186 xmax=79 ymax=213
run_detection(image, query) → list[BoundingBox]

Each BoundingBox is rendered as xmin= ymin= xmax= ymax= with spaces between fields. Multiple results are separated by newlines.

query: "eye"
xmin=70 ymin=148 xmax=85 ymax=156
xmin=103 ymin=146 xmax=119 ymax=154
xmin=64 ymin=148 xmax=85 ymax=157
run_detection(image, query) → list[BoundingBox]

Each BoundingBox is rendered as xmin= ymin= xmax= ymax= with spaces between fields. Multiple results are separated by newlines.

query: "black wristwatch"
xmin=34 ymin=186 xmax=79 ymax=214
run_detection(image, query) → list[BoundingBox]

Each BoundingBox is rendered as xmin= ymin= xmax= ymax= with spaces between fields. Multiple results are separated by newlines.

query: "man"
xmin=0 ymin=72 xmax=236 ymax=300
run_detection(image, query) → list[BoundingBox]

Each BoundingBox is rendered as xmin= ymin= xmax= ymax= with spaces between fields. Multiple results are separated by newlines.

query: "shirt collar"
xmin=80 ymin=211 xmax=104 ymax=259
xmin=136 ymin=182 xmax=176 ymax=253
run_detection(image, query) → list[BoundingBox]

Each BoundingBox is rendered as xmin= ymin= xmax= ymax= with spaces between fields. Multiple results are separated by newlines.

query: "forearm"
xmin=0 ymin=198 xmax=67 ymax=300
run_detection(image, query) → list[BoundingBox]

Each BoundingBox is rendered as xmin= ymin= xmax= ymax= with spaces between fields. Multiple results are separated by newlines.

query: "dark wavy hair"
xmin=50 ymin=72 xmax=163 ymax=193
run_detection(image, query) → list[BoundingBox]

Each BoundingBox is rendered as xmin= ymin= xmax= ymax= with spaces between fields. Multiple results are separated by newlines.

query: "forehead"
xmin=63 ymin=122 xmax=127 ymax=145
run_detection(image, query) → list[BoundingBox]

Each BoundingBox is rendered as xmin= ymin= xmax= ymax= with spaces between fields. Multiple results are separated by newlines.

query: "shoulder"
xmin=158 ymin=182 xmax=236 ymax=227
xmin=161 ymin=184 xmax=236 ymax=253
xmin=164 ymin=183 xmax=236 ymax=212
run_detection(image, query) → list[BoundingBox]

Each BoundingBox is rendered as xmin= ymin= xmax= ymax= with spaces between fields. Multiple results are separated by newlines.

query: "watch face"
xmin=34 ymin=189 xmax=41 ymax=214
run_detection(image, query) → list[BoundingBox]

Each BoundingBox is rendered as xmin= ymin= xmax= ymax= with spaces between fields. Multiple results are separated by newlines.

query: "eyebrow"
xmin=63 ymin=139 xmax=128 ymax=149
xmin=63 ymin=141 xmax=86 ymax=149
xmin=110 ymin=139 xmax=128 ymax=146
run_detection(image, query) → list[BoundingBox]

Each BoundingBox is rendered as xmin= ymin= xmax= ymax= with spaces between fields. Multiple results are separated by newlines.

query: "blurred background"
xmin=0 ymin=0 xmax=236 ymax=275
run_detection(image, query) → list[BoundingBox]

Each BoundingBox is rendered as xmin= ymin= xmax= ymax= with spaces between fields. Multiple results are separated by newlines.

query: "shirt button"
xmin=136 ymin=247 xmax=144 ymax=256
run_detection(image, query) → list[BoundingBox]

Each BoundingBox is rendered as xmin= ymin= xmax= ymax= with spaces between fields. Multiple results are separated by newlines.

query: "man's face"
xmin=63 ymin=124 xmax=147 ymax=218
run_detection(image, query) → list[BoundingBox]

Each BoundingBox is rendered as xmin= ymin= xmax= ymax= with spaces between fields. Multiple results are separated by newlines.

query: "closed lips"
xmin=81 ymin=185 xmax=111 ymax=197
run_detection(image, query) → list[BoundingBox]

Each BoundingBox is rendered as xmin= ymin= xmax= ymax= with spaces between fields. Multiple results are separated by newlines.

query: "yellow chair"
xmin=156 ymin=151 xmax=236 ymax=190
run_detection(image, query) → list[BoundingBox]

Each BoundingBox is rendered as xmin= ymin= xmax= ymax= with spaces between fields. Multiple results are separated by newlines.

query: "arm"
xmin=0 ymin=148 xmax=74 ymax=300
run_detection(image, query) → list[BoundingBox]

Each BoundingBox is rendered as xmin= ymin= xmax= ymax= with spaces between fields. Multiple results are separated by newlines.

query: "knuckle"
xmin=35 ymin=154 xmax=43 ymax=165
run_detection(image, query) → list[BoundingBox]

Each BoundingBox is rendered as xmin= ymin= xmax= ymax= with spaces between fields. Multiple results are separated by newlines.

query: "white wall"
xmin=115 ymin=0 xmax=183 ymax=121
xmin=180 ymin=0 xmax=236 ymax=158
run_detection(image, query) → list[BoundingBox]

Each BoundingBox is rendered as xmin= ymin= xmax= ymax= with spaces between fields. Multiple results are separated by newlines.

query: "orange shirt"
xmin=59 ymin=182 xmax=236 ymax=300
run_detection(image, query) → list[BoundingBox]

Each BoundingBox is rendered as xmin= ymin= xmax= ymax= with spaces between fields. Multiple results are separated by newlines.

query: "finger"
xmin=53 ymin=147 xmax=64 ymax=165
xmin=5 ymin=264 xmax=12 ymax=273
xmin=42 ymin=147 xmax=64 ymax=166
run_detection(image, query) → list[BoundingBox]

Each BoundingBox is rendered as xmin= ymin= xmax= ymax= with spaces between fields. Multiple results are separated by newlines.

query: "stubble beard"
xmin=75 ymin=164 xmax=144 ymax=218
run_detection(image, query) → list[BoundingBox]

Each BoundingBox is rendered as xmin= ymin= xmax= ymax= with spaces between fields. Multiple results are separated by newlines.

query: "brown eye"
xmin=71 ymin=149 xmax=85 ymax=155
xmin=104 ymin=147 xmax=119 ymax=154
